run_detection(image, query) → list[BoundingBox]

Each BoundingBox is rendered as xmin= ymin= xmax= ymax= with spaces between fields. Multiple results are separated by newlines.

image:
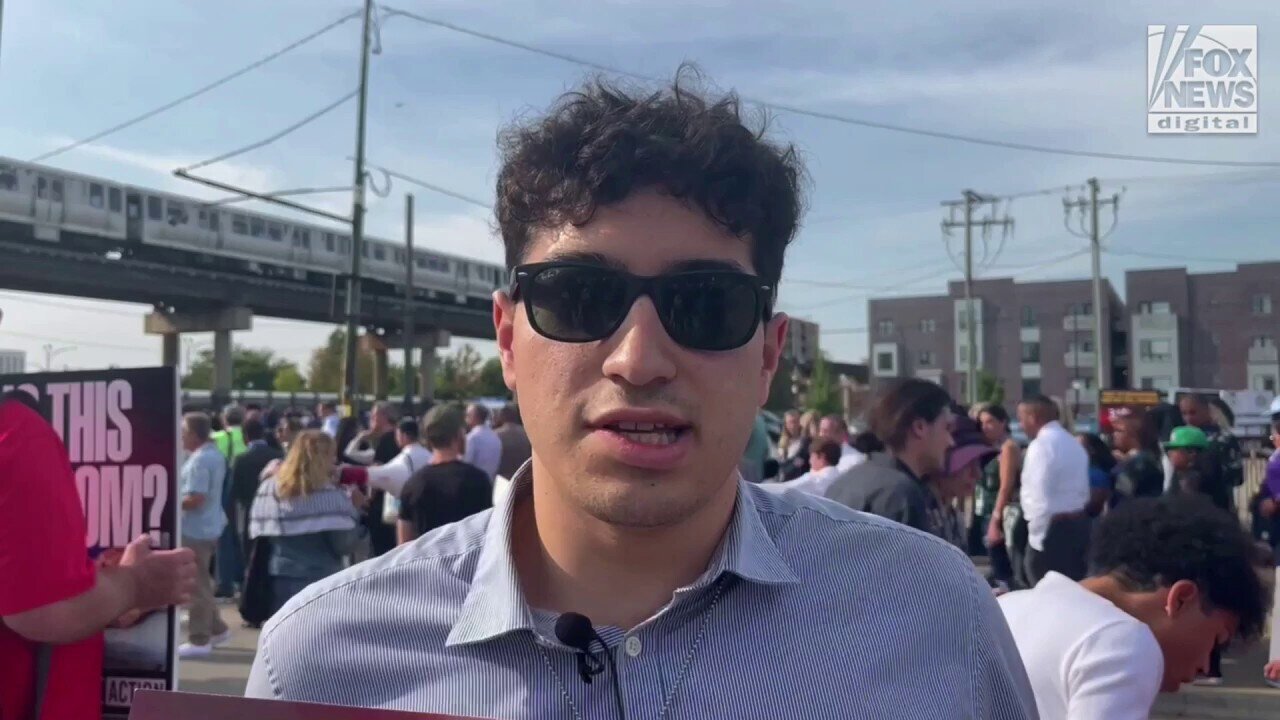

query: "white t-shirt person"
xmin=999 ymin=572 xmax=1164 ymax=719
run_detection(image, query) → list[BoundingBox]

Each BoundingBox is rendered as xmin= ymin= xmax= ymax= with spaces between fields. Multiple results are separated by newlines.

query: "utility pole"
xmin=941 ymin=190 xmax=1013 ymax=404
xmin=340 ymin=0 xmax=375 ymax=419
xmin=1064 ymin=178 xmax=1120 ymax=394
xmin=402 ymin=193 xmax=415 ymax=414
xmin=42 ymin=343 xmax=74 ymax=371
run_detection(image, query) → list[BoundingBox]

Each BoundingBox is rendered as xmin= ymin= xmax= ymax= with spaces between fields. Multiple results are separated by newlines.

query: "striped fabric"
xmin=247 ymin=470 xmax=1039 ymax=719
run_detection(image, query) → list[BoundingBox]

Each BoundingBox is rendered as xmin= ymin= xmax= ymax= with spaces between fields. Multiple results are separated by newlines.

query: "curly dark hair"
xmin=495 ymin=67 xmax=806 ymax=293
xmin=1090 ymin=495 xmax=1268 ymax=641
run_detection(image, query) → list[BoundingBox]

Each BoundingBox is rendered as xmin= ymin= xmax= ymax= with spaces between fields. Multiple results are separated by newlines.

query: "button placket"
xmin=624 ymin=634 xmax=643 ymax=658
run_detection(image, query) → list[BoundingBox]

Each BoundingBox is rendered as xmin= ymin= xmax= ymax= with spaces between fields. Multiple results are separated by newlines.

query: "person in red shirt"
xmin=0 ymin=390 xmax=197 ymax=720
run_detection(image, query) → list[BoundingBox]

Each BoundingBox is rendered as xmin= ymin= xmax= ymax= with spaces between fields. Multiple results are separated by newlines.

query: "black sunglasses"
xmin=509 ymin=262 xmax=773 ymax=351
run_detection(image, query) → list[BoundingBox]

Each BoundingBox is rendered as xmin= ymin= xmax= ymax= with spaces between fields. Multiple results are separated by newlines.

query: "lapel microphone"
xmin=554 ymin=612 xmax=627 ymax=718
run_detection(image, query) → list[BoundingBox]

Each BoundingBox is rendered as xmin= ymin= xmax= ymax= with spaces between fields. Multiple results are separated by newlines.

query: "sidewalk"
xmin=176 ymin=605 xmax=258 ymax=697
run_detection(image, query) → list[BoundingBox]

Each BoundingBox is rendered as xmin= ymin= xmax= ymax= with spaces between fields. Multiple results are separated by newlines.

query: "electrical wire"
xmin=181 ymin=89 xmax=358 ymax=172
xmin=0 ymin=329 xmax=154 ymax=353
xmin=362 ymin=160 xmax=493 ymax=210
xmin=381 ymin=6 xmax=1280 ymax=168
xmin=1103 ymin=248 xmax=1256 ymax=265
xmin=30 ymin=10 xmax=362 ymax=163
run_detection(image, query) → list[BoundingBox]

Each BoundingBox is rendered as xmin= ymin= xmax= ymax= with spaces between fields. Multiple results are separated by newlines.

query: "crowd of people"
xmin=175 ymin=398 xmax=532 ymax=657
xmin=765 ymin=378 xmax=1280 ymax=708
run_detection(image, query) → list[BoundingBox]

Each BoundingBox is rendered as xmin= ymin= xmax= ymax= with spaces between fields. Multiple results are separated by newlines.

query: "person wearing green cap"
xmin=1165 ymin=426 xmax=1209 ymax=498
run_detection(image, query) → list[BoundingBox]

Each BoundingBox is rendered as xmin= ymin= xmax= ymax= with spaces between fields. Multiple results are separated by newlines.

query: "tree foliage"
xmin=765 ymin=356 xmax=795 ymax=412
xmin=977 ymin=369 xmax=1005 ymax=406
xmin=806 ymin=354 xmax=842 ymax=417
xmin=184 ymin=346 xmax=300 ymax=391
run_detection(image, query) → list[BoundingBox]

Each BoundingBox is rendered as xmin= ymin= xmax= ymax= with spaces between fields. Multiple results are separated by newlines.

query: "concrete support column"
xmin=213 ymin=329 xmax=233 ymax=408
xmin=145 ymin=307 xmax=251 ymax=409
xmin=161 ymin=334 xmax=180 ymax=369
xmin=373 ymin=347 xmax=389 ymax=400
xmin=419 ymin=346 xmax=437 ymax=406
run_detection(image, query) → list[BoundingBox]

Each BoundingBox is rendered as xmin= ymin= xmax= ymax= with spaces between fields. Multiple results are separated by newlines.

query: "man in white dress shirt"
xmin=817 ymin=414 xmax=865 ymax=471
xmin=765 ymin=438 xmax=843 ymax=497
xmin=463 ymin=403 xmax=503 ymax=480
xmin=1017 ymin=395 xmax=1090 ymax=585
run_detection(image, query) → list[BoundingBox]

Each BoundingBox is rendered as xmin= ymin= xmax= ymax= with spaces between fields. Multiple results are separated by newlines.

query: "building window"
xmin=1020 ymin=341 xmax=1040 ymax=363
xmin=877 ymin=320 xmax=895 ymax=337
xmin=919 ymin=318 xmax=936 ymax=333
xmin=876 ymin=352 xmax=894 ymax=373
xmin=1067 ymin=340 xmax=1095 ymax=354
xmin=1139 ymin=339 xmax=1173 ymax=361
xmin=1259 ymin=376 xmax=1278 ymax=393
xmin=918 ymin=351 xmax=934 ymax=367
xmin=1138 ymin=301 xmax=1171 ymax=315
xmin=1020 ymin=306 xmax=1036 ymax=328
xmin=1253 ymin=336 xmax=1276 ymax=349
xmin=1068 ymin=302 xmax=1093 ymax=317
xmin=1140 ymin=376 xmax=1174 ymax=391
xmin=1021 ymin=378 xmax=1041 ymax=398
xmin=1253 ymin=294 xmax=1273 ymax=315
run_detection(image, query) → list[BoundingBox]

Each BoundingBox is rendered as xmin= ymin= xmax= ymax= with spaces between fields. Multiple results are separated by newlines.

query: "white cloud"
xmin=413 ymin=213 xmax=503 ymax=264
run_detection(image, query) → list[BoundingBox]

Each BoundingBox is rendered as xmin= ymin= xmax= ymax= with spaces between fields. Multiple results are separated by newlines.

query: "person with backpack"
xmin=211 ymin=404 xmax=247 ymax=598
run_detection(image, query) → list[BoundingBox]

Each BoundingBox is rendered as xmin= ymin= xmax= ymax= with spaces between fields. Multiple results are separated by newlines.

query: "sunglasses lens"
xmin=524 ymin=265 xmax=630 ymax=341
xmin=656 ymin=273 xmax=762 ymax=351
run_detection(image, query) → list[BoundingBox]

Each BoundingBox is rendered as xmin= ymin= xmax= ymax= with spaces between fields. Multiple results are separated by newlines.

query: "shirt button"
xmin=624 ymin=635 xmax=642 ymax=658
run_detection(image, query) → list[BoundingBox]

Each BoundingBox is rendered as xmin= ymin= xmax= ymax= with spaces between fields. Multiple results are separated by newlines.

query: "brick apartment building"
xmin=867 ymin=276 xmax=1126 ymax=417
xmin=1127 ymin=262 xmax=1280 ymax=393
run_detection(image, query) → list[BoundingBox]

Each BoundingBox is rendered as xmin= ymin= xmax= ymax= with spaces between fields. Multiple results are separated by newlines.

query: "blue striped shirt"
xmin=246 ymin=471 xmax=1038 ymax=719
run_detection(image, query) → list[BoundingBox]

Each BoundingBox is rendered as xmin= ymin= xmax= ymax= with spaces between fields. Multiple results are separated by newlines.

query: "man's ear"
xmin=1166 ymin=579 xmax=1202 ymax=617
xmin=494 ymin=290 xmax=518 ymax=393
xmin=758 ymin=313 xmax=788 ymax=407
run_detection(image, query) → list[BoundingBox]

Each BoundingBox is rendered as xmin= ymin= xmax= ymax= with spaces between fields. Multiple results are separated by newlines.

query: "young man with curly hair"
xmin=247 ymin=71 xmax=1036 ymax=719
xmin=999 ymin=495 xmax=1268 ymax=719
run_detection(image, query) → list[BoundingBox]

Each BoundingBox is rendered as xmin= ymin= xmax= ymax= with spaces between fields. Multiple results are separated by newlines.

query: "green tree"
xmin=434 ymin=344 xmax=484 ymax=400
xmin=273 ymin=364 xmax=307 ymax=392
xmin=184 ymin=346 xmax=290 ymax=390
xmin=765 ymin=356 xmax=795 ymax=412
xmin=806 ymin=354 xmax=842 ymax=417
xmin=306 ymin=329 xmax=404 ymax=396
xmin=475 ymin=357 xmax=510 ymax=398
xmin=977 ymin=370 xmax=1004 ymax=406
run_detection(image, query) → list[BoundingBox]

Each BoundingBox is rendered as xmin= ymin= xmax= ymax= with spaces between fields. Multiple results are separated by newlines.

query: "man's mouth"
xmin=601 ymin=421 xmax=688 ymax=446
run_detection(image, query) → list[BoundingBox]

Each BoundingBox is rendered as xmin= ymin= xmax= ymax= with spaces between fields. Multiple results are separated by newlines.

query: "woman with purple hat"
xmin=926 ymin=409 xmax=999 ymax=551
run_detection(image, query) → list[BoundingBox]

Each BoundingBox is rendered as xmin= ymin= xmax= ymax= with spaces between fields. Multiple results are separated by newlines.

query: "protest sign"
xmin=1 ymin=367 xmax=180 ymax=719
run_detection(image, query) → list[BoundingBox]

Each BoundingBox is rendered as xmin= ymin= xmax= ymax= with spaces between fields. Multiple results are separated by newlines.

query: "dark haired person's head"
xmin=491 ymin=68 xmax=805 ymax=529
xmin=242 ymin=417 xmax=267 ymax=443
xmin=850 ymin=429 xmax=884 ymax=455
xmin=808 ymin=438 xmax=842 ymax=471
xmin=1086 ymin=496 xmax=1267 ymax=692
xmin=423 ymin=405 xmax=467 ymax=454
xmin=1016 ymin=395 xmax=1059 ymax=440
xmin=396 ymin=417 xmax=421 ymax=448
xmin=1113 ymin=409 xmax=1160 ymax=455
xmin=976 ymin=403 xmax=1010 ymax=445
xmin=1178 ymin=393 xmax=1211 ymax=430
xmin=869 ymin=378 xmax=954 ymax=478
xmin=1076 ymin=432 xmax=1116 ymax=474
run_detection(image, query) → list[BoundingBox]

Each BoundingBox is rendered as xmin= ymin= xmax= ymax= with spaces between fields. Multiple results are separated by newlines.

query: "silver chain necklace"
xmin=535 ymin=579 xmax=727 ymax=720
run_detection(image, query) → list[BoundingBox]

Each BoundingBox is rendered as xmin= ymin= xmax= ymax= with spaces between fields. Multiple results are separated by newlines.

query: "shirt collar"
xmin=446 ymin=462 xmax=799 ymax=648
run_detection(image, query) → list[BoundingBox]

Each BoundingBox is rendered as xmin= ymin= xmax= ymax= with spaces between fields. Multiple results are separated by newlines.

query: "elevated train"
xmin=0 ymin=157 xmax=506 ymax=309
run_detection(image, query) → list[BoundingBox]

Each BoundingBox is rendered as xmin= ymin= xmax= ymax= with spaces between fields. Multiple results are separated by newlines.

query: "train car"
xmin=0 ymin=156 xmax=507 ymax=306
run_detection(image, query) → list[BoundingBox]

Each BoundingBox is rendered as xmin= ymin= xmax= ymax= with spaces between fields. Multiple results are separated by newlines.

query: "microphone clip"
xmin=574 ymin=648 xmax=605 ymax=684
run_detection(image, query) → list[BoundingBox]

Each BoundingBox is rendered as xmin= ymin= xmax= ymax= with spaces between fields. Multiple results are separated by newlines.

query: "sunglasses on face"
xmin=509 ymin=261 xmax=773 ymax=352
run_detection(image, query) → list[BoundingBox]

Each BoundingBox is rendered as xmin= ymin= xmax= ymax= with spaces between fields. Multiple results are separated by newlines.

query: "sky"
xmin=1 ymin=0 xmax=1278 ymax=377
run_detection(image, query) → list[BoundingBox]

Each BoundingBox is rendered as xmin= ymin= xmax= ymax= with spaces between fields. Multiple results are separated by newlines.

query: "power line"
xmin=382 ymin=6 xmax=1280 ymax=169
xmin=363 ymin=160 xmax=493 ymax=210
xmin=0 ymin=329 xmax=153 ymax=353
xmin=1103 ymin=248 xmax=1259 ymax=265
xmin=181 ymin=89 xmax=358 ymax=173
xmin=31 ymin=10 xmax=362 ymax=163
xmin=785 ymin=257 xmax=956 ymax=290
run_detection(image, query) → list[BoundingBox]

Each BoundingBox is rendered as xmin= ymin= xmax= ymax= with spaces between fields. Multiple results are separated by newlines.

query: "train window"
xmin=373 ymin=245 xmax=386 ymax=261
xmin=89 ymin=183 xmax=105 ymax=209
xmin=108 ymin=187 xmax=122 ymax=212
xmin=166 ymin=200 xmax=187 ymax=225
xmin=267 ymin=223 xmax=283 ymax=242
xmin=51 ymin=180 xmax=64 ymax=202
xmin=36 ymin=177 xmax=47 ymax=199
xmin=325 ymin=233 xmax=335 ymax=252
xmin=360 ymin=243 xmax=368 ymax=259
xmin=338 ymin=237 xmax=351 ymax=254
xmin=394 ymin=249 xmax=405 ymax=264
xmin=232 ymin=215 xmax=249 ymax=235
xmin=300 ymin=230 xmax=311 ymax=248
xmin=250 ymin=218 xmax=264 ymax=237
xmin=147 ymin=196 xmax=162 ymax=220
xmin=458 ymin=263 xmax=469 ymax=277
xmin=415 ymin=256 xmax=427 ymax=269
xmin=0 ymin=165 xmax=16 ymax=191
